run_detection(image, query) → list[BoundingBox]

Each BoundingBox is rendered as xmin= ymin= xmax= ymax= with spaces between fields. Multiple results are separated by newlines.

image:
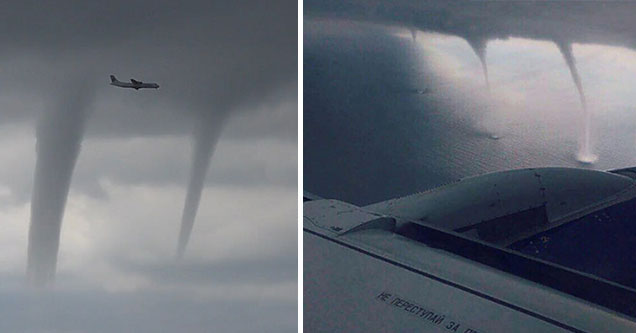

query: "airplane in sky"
xmin=305 ymin=166 xmax=636 ymax=332
xmin=110 ymin=75 xmax=159 ymax=90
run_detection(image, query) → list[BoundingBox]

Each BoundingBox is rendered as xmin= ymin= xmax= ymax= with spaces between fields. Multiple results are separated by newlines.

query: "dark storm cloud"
xmin=0 ymin=0 xmax=297 ymax=126
xmin=305 ymin=1 xmax=636 ymax=51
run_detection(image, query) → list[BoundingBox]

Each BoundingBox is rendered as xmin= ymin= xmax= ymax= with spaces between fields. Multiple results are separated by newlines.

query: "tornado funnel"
xmin=27 ymin=82 xmax=94 ymax=287
xmin=176 ymin=117 xmax=224 ymax=259
xmin=467 ymin=38 xmax=490 ymax=91
xmin=556 ymin=41 xmax=596 ymax=163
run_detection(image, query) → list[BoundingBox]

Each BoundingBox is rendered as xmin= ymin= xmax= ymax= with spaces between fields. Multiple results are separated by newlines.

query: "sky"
xmin=0 ymin=1 xmax=297 ymax=332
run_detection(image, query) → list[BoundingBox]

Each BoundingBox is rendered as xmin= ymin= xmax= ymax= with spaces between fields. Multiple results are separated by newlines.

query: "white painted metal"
xmin=304 ymin=167 xmax=636 ymax=332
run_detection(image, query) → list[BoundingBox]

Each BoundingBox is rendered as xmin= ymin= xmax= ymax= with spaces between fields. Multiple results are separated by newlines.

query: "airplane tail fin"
xmin=110 ymin=75 xmax=118 ymax=83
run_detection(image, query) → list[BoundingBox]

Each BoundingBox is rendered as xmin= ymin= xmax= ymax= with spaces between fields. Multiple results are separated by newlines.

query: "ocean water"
xmin=304 ymin=21 xmax=636 ymax=206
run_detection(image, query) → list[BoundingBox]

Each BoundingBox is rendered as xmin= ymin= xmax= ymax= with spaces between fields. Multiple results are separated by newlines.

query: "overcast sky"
xmin=0 ymin=1 xmax=297 ymax=332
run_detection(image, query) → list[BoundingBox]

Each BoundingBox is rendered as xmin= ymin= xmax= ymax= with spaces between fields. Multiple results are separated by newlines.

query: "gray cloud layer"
xmin=1 ymin=0 xmax=297 ymax=121
xmin=0 ymin=0 xmax=297 ymax=331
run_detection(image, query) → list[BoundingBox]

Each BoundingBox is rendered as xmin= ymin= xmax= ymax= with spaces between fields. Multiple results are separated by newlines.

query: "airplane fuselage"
xmin=110 ymin=75 xmax=159 ymax=90
xmin=110 ymin=81 xmax=159 ymax=90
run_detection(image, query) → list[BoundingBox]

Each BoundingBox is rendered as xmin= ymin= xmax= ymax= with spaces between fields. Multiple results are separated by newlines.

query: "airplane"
xmin=110 ymin=75 xmax=159 ymax=90
xmin=305 ymin=166 xmax=636 ymax=332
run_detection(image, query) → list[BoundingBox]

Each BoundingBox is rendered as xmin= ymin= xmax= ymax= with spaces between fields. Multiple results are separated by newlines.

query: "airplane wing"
xmin=130 ymin=79 xmax=143 ymax=84
xmin=303 ymin=191 xmax=324 ymax=202
xmin=305 ymin=166 xmax=636 ymax=331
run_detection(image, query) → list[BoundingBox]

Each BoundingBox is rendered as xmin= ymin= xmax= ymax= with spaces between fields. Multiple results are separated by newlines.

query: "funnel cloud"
xmin=27 ymin=80 xmax=94 ymax=287
xmin=556 ymin=41 xmax=596 ymax=163
xmin=467 ymin=38 xmax=490 ymax=92
xmin=177 ymin=116 xmax=225 ymax=258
